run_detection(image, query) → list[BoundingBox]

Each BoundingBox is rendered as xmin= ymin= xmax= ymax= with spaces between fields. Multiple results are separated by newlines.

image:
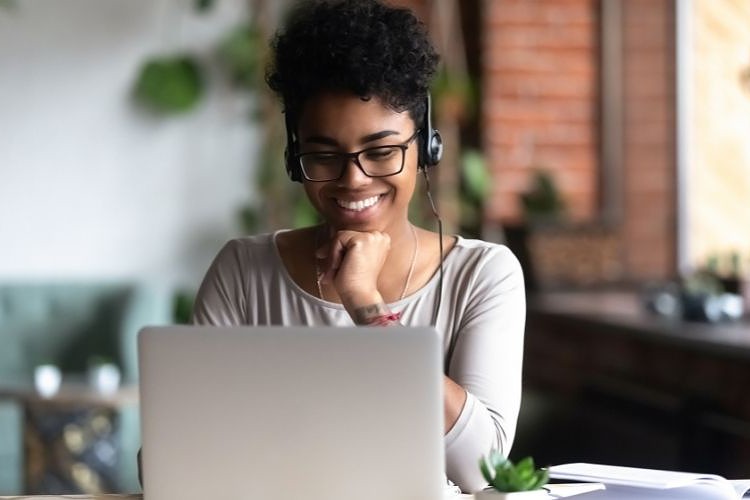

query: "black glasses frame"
xmin=296 ymin=130 xmax=420 ymax=182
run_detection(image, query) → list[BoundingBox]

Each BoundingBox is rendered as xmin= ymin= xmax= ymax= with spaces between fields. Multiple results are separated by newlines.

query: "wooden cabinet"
xmin=513 ymin=292 xmax=750 ymax=477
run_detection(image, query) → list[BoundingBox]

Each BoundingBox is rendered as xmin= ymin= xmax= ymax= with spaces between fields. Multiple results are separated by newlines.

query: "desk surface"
xmin=0 ymin=496 xmax=477 ymax=499
xmin=0 ymin=496 xmax=474 ymax=499
xmin=0 ymin=496 xmax=143 ymax=499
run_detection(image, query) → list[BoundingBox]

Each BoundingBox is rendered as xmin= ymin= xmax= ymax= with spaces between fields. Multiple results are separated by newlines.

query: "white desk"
xmin=0 ymin=496 xmax=474 ymax=499
xmin=0 ymin=496 xmax=477 ymax=499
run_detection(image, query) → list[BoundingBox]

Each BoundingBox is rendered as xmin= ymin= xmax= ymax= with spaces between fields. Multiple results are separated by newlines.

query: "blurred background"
xmin=0 ymin=0 xmax=749 ymax=495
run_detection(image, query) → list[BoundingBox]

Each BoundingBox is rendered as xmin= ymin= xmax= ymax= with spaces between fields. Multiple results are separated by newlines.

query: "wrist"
xmin=349 ymin=302 xmax=394 ymax=326
xmin=341 ymin=290 xmax=384 ymax=317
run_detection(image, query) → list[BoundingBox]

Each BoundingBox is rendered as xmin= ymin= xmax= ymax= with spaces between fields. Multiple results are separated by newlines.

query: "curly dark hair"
xmin=266 ymin=0 xmax=439 ymax=129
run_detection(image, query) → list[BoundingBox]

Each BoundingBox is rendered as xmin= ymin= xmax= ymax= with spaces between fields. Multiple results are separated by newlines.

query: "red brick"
xmin=486 ymin=75 xmax=596 ymax=100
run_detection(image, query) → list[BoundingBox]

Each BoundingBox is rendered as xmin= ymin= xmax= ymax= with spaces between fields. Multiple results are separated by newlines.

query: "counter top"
xmin=530 ymin=291 xmax=750 ymax=359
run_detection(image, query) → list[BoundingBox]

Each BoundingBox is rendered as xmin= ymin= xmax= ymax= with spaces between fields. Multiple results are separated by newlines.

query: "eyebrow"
xmin=302 ymin=130 xmax=402 ymax=147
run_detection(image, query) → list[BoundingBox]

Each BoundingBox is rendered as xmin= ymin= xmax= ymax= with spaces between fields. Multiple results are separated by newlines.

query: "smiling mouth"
xmin=335 ymin=194 xmax=383 ymax=212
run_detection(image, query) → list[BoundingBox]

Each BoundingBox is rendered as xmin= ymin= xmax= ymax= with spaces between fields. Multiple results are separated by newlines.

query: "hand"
xmin=316 ymin=229 xmax=391 ymax=308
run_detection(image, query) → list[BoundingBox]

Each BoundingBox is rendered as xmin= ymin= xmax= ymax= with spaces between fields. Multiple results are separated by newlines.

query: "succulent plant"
xmin=479 ymin=451 xmax=549 ymax=492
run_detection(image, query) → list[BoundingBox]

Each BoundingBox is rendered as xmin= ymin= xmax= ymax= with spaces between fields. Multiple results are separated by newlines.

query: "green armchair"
xmin=0 ymin=282 xmax=173 ymax=494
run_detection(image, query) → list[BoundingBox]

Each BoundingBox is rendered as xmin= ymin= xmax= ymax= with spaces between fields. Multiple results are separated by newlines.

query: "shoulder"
xmin=449 ymin=237 xmax=522 ymax=275
xmin=209 ymin=232 xmax=279 ymax=271
xmin=443 ymin=237 xmax=525 ymax=297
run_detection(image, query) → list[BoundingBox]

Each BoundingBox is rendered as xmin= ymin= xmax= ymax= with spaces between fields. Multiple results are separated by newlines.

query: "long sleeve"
xmin=443 ymin=245 xmax=526 ymax=492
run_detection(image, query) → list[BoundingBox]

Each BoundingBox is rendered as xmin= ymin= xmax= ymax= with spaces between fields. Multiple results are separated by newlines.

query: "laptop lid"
xmin=138 ymin=325 xmax=445 ymax=500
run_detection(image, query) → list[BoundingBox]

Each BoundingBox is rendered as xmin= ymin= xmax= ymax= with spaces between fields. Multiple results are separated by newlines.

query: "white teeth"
xmin=337 ymin=195 xmax=380 ymax=211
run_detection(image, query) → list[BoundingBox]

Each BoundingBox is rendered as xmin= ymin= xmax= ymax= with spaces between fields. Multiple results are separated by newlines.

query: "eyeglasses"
xmin=296 ymin=130 xmax=420 ymax=182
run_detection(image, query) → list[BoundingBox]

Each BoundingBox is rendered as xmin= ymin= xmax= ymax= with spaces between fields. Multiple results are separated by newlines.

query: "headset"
xmin=284 ymin=93 xmax=443 ymax=182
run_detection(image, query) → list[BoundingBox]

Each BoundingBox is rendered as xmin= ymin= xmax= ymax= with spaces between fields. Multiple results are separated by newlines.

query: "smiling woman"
xmin=189 ymin=0 xmax=526 ymax=493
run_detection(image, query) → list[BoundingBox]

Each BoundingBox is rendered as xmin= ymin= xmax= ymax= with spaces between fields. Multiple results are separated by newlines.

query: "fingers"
xmin=316 ymin=230 xmax=390 ymax=286
xmin=320 ymin=237 xmax=346 ymax=284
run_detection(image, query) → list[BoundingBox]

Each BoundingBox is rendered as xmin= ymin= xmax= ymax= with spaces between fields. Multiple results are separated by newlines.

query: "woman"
xmin=192 ymin=0 xmax=525 ymax=493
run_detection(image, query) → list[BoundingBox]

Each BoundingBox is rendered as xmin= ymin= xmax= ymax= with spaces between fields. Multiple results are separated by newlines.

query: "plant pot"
xmin=474 ymin=488 xmax=549 ymax=500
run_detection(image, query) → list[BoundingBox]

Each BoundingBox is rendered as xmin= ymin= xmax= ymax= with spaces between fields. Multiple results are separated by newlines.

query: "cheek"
xmin=398 ymin=160 xmax=419 ymax=200
xmin=303 ymin=183 xmax=324 ymax=209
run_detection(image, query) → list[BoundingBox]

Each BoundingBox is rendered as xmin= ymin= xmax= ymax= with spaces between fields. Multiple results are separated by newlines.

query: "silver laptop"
xmin=138 ymin=325 xmax=445 ymax=500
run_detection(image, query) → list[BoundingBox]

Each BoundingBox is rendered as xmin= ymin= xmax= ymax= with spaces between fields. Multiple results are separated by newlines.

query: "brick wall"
xmin=480 ymin=0 xmax=677 ymax=283
xmin=482 ymin=0 xmax=599 ymax=225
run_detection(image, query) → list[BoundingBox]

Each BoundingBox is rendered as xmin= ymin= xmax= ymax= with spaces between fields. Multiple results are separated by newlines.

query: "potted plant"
xmin=476 ymin=451 xmax=549 ymax=499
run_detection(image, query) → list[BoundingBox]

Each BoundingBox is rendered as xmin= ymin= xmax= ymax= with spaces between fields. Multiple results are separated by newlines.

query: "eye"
xmin=305 ymin=152 xmax=341 ymax=165
xmin=363 ymin=147 xmax=398 ymax=161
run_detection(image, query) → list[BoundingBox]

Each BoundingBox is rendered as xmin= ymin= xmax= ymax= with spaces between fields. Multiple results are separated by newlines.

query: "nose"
xmin=336 ymin=156 xmax=371 ymax=186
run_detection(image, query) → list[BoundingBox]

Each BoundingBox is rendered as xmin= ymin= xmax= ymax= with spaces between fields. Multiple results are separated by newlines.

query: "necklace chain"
xmin=315 ymin=224 xmax=419 ymax=302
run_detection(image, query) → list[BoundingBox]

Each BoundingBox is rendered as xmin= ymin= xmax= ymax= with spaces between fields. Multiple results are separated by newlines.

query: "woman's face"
xmin=296 ymin=91 xmax=419 ymax=233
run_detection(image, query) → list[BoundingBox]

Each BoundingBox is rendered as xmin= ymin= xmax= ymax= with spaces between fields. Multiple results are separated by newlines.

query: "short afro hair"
xmin=266 ymin=0 xmax=439 ymax=128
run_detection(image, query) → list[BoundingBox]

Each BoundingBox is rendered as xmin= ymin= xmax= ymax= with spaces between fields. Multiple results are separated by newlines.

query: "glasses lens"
xmin=359 ymin=146 xmax=404 ymax=177
xmin=300 ymin=153 xmax=344 ymax=181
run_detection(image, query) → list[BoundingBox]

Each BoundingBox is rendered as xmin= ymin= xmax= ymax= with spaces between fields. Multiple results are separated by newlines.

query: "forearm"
xmin=443 ymin=375 xmax=467 ymax=434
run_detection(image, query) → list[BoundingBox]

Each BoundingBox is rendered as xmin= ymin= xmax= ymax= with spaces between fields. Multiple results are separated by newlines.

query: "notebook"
xmin=138 ymin=325 xmax=445 ymax=500
xmin=548 ymin=463 xmax=750 ymax=500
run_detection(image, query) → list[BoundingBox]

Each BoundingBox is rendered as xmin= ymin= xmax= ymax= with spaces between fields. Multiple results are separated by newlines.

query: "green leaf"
xmin=217 ymin=24 xmax=262 ymax=89
xmin=238 ymin=205 xmax=260 ymax=234
xmin=461 ymin=149 xmax=490 ymax=203
xmin=194 ymin=0 xmax=215 ymax=12
xmin=489 ymin=450 xmax=507 ymax=470
xmin=133 ymin=55 xmax=204 ymax=114
xmin=527 ymin=470 xmax=549 ymax=491
xmin=479 ymin=457 xmax=494 ymax=483
xmin=516 ymin=457 xmax=535 ymax=477
xmin=479 ymin=452 xmax=549 ymax=492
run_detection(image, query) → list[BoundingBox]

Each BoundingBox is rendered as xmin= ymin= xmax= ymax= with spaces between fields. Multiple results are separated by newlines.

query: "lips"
xmin=335 ymin=194 xmax=382 ymax=212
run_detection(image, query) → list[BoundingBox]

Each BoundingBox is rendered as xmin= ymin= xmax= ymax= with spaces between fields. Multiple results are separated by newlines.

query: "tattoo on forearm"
xmin=353 ymin=303 xmax=403 ymax=326
xmin=353 ymin=303 xmax=390 ymax=324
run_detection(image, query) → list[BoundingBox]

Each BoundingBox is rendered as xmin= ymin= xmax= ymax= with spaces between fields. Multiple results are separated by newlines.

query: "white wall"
xmin=0 ymin=0 xmax=261 ymax=287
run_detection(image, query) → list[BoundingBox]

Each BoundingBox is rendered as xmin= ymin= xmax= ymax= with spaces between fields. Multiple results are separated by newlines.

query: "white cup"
xmin=34 ymin=364 xmax=62 ymax=398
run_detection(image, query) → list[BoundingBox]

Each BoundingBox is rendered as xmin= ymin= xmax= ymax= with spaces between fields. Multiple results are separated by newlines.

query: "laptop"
xmin=138 ymin=325 xmax=445 ymax=500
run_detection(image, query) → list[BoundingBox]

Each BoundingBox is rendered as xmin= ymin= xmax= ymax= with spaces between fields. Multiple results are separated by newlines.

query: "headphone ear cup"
xmin=419 ymin=93 xmax=442 ymax=168
xmin=428 ymin=129 xmax=443 ymax=166
xmin=284 ymin=112 xmax=303 ymax=183
xmin=284 ymin=146 xmax=302 ymax=183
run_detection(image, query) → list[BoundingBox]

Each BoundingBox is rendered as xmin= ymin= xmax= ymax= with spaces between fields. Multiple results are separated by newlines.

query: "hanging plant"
xmin=217 ymin=23 xmax=262 ymax=90
xmin=133 ymin=55 xmax=204 ymax=114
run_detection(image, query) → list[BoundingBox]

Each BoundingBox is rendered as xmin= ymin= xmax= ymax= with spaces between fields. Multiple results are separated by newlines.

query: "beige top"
xmin=192 ymin=231 xmax=526 ymax=493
